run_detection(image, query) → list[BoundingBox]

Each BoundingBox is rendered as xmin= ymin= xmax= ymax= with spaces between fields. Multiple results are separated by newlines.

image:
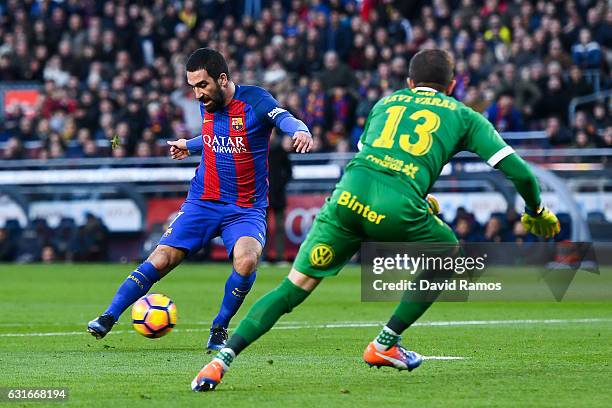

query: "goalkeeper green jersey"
xmin=351 ymin=87 xmax=514 ymax=198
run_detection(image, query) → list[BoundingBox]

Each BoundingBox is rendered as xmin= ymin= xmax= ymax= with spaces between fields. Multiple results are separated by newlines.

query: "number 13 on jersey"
xmin=371 ymin=107 xmax=440 ymax=156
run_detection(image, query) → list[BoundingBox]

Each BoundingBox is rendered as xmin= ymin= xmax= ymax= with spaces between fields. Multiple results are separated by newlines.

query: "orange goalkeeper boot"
xmin=191 ymin=360 xmax=226 ymax=392
xmin=363 ymin=342 xmax=423 ymax=371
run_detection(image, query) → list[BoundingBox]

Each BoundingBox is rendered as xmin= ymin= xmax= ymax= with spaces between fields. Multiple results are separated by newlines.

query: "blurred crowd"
xmin=0 ymin=213 xmax=109 ymax=263
xmin=0 ymin=0 xmax=610 ymax=161
xmin=446 ymin=206 xmax=570 ymax=244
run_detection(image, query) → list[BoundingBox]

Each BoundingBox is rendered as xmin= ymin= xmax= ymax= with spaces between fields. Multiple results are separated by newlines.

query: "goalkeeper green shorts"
xmin=293 ymin=167 xmax=458 ymax=278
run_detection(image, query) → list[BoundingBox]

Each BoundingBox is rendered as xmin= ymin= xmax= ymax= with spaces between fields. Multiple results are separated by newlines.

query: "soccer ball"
xmin=131 ymin=294 xmax=177 ymax=338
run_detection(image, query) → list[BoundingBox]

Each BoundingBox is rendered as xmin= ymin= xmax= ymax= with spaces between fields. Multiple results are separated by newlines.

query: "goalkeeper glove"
xmin=520 ymin=206 xmax=561 ymax=238
xmin=426 ymin=194 xmax=440 ymax=215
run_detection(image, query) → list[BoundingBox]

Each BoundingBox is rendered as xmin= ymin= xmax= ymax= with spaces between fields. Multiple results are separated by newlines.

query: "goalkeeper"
xmin=191 ymin=49 xmax=560 ymax=391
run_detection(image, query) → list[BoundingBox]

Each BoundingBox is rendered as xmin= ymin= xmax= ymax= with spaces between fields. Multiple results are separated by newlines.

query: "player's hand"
xmin=167 ymin=139 xmax=190 ymax=160
xmin=426 ymin=194 xmax=441 ymax=214
xmin=520 ymin=206 xmax=561 ymax=238
xmin=292 ymin=131 xmax=313 ymax=153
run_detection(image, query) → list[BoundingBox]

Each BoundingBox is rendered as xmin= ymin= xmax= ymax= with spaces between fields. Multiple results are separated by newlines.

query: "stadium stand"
xmin=0 ymin=0 xmax=609 ymax=157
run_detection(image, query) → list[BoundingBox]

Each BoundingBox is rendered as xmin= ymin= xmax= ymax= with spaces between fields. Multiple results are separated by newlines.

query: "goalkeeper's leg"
xmin=192 ymin=191 xmax=361 ymax=391
xmin=362 ymin=288 xmax=434 ymax=371
xmin=192 ymin=268 xmax=321 ymax=391
xmin=363 ymin=260 xmax=460 ymax=371
xmin=364 ymin=212 xmax=460 ymax=371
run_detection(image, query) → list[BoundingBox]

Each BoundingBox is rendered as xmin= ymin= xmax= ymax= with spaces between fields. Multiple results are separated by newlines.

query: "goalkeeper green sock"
xmin=373 ymin=302 xmax=432 ymax=351
xmin=382 ymin=262 xmax=452 ymax=339
xmin=387 ymin=301 xmax=433 ymax=333
xmin=225 ymin=277 xmax=311 ymax=360
xmin=373 ymin=326 xmax=400 ymax=351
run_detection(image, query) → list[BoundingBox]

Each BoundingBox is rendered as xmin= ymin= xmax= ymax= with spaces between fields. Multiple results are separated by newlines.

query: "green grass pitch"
xmin=1 ymin=264 xmax=611 ymax=407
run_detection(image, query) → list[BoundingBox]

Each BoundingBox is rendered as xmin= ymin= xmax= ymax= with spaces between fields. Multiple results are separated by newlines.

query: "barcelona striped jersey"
xmin=186 ymin=85 xmax=293 ymax=208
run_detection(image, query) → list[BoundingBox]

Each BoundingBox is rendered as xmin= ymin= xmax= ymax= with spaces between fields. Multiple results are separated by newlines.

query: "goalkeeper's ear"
xmin=445 ymin=79 xmax=456 ymax=96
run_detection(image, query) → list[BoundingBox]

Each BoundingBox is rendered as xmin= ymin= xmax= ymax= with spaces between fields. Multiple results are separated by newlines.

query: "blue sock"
xmin=103 ymin=261 xmax=160 ymax=321
xmin=213 ymin=269 xmax=257 ymax=328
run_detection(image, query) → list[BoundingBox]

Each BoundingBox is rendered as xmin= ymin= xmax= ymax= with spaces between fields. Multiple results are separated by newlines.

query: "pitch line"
xmin=422 ymin=356 xmax=466 ymax=360
xmin=0 ymin=317 xmax=610 ymax=338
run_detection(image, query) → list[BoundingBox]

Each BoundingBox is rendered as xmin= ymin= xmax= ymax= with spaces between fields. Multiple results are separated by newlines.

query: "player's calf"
xmin=208 ymin=237 xmax=261 ymax=350
xmin=87 ymin=246 xmax=185 ymax=339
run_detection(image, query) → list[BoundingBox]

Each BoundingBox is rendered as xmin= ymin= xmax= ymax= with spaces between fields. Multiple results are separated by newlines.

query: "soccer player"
xmin=191 ymin=49 xmax=560 ymax=391
xmin=88 ymin=48 xmax=313 ymax=350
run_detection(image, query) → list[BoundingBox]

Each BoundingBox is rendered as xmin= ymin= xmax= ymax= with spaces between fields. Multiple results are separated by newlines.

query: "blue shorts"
xmin=158 ymin=200 xmax=267 ymax=257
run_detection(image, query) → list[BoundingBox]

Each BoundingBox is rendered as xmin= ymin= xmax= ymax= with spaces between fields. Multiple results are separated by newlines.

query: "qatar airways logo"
xmin=202 ymin=134 xmax=248 ymax=154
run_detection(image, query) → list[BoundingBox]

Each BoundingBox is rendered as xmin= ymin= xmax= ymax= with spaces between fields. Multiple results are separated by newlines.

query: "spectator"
xmin=454 ymin=218 xmax=482 ymax=243
xmin=302 ymin=79 xmax=327 ymax=128
xmin=598 ymin=127 xmax=612 ymax=148
xmin=2 ymin=137 xmax=24 ymax=160
xmin=484 ymin=92 xmax=524 ymax=132
xmin=82 ymin=139 xmax=100 ymax=158
xmin=484 ymin=13 xmax=511 ymax=45
xmin=544 ymin=39 xmax=573 ymax=69
xmin=513 ymin=35 xmax=540 ymax=67
xmin=463 ymin=86 xmax=489 ymax=113
xmin=170 ymin=86 xmax=201 ymax=135
xmin=317 ymin=50 xmax=356 ymax=89
xmin=327 ymin=86 xmax=355 ymax=131
xmin=545 ymin=117 xmax=572 ymax=147
xmin=592 ymin=104 xmax=610 ymax=132
xmin=567 ymin=65 xmax=593 ymax=99
xmin=533 ymin=76 xmax=571 ymax=122
xmin=135 ymin=141 xmax=153 ymax=158
xmin=509 ymin=221 xmax=536 ymax=244
xmin=325 ymin=120 xmax=347 ymax=148
xmin=495 ymin=64 xmax=541 ymax=119
xmin=573 ymin=130 xmax=596 ymax=148
xmin=352 ymin=86 xmax=380 ymax=147
xmin=571 ymin=28 xmax=601 ymax=69
xmin=41 ymin=245 xmax=57 ymax=263
xmin=572 ymin=111 xmax=598 ymax=140
xmin=324 ymin=11 xmax=352 ymax=59
xmin=483 ymin=217 xmax=505 ymax=242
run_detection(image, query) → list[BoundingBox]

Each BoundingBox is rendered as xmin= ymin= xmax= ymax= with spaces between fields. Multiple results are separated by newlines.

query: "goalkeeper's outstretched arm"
xmin=495 ymin=154 xmax=560 ymax=238
xmin=495 ymin=153 xmax=541 ymax=211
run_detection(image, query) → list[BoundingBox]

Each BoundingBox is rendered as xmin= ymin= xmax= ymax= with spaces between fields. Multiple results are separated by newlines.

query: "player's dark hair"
xmin=186 ymin=48 xmax=230 ymax=80
xmin=408 ymin=49 xmax=454 ymax=91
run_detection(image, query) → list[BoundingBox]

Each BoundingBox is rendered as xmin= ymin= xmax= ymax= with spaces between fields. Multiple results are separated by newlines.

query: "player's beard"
xmin=200 ymin=82 xmax=225 ymax=113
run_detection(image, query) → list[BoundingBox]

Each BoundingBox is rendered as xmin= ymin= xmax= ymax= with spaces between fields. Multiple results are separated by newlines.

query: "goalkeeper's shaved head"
xmin=408 ymin=49 xmax=455 ymax=93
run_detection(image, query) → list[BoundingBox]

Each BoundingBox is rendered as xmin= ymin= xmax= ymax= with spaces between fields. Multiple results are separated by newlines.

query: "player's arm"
xmin=495 ymin=154 xmax=559 ymax=238
xmin=463 ymin=110 xmax=560 ymax=238
xmin=278 ymin=116 xmax=312 ymax=153
xmin=253 ymin=89 xmax=313 ymax=153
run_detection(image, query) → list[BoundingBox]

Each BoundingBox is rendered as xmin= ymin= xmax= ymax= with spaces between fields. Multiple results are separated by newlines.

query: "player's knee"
xmin=233 ymin=250 xmax=259 ymax=276
xmin=148 ymin=246 xmax=183 ymax=274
